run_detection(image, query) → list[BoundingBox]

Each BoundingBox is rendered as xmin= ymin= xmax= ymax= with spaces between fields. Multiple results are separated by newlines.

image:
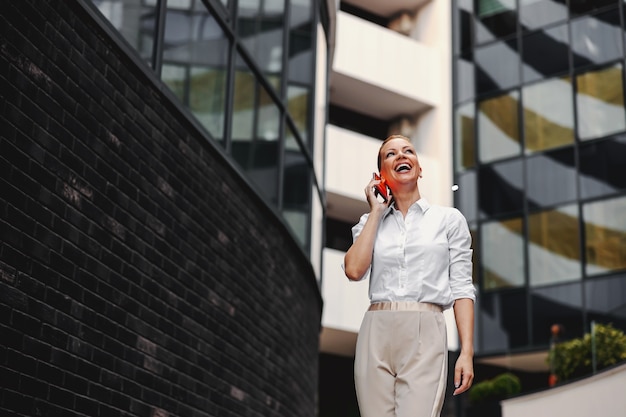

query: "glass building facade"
xmin=453 ymin=0 xmax=626 ymax=355
xmin=89 ymin=0 xmax=326 ymax=257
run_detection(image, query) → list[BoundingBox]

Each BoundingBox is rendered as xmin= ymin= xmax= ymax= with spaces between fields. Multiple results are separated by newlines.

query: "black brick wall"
xmin=0 ymin=1 xmax=322 ymax=416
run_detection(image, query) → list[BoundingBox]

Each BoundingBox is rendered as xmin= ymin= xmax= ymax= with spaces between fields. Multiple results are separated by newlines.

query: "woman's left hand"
xmin=452 ymin=352 xmax=474 ymax=396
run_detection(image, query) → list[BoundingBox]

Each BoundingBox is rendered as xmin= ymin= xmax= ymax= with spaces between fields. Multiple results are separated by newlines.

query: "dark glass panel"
xmin=287 ymin=0 xmax=313 ymax=144
xmin=481 ymin=217 xmax=525 ymax=290
xmin=572 ymin=9 xmax=622 ymax=69
xmin=456 ymin=170 xmax=477 ymax=222
xmin=531 ymin=282 xmax=583 ymax=346
xmin=479 ymin=159 xmax=524 ymax=217
xmin=456 ymin=52 xmax=475 ymax=103
xmin=522 ymin=76 xmax=574 ymax=153
xmin=231 ymin=53 xmax=280 ymax=204
xmin=455 ymin=102 xmax=476 ymax=170
xmin=287 ymin=85 xmax=309 ymax=145
xmin=479 ymin=290 xmax=529 ymax=351
xmin=455 ymin=0 xmax=474 ymax=54
xmin=161 ymin=5 xmax=230 ymax=141
xmin=520 ymin=0 xmax=569 ymax=31
xmin=91 ymin=0 xmax=157 ymax=65
xmin=526 ymin=148 xmax=577 ymax=207
xmin=257 ymin=77 xmax=281 ymax=141
xmin=583 ymin=195 xmax=626 ymax=276
xmin=475 ymin=39 xmax=520 ymax=95
xmin=522 ymin=24 xmax=569 ymax=83
xmin=569 ymin=0 xmax=619 ymax=16
xmin=282 ymin=123 xmax=310 ymax=247
xmin=576 ymin=64 xmax=626 ymax=141
xmin=579 ymin=134 xmax=626 ymax=199
xmin=585 ymin=274 xmax=626 ymax=330
xmin=232 ymin=55 xmax=256 ymax=140
xmin=237 ymin=0 xmax=285 ymax=82
xmin=478 ymin=92 xmax=520 ymax=163
xmin=528 ymin=205 xmax=581 ymax=287
xmin=475 ymin=0 xmax=517 ymax=44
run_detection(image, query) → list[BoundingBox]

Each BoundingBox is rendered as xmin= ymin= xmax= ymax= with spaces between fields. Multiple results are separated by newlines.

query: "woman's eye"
xmin=405 ymin=149 xmax=414 ymax=154
xmin=386 ymin=152 xmax=395 ymax=158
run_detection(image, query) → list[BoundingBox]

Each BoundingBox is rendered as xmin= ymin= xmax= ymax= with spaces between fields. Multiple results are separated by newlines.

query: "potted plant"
xmin=467 ymin=372 xmax=521 ymax=417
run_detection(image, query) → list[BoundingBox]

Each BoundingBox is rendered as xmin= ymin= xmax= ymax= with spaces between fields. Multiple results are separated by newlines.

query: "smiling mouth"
xmin=395 ymin=163 xmax=411 ymax=172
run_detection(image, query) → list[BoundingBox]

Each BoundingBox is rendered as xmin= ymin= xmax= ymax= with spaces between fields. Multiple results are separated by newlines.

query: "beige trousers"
xmin=354 ymin=302 xmax=448 ymax=417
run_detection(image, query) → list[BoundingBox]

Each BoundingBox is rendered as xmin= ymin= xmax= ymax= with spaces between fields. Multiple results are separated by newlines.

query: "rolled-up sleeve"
xmin=447 ymin=209 xmax=476 ymax=302
xmin=343 ymin=213 xmax=371 ymax=281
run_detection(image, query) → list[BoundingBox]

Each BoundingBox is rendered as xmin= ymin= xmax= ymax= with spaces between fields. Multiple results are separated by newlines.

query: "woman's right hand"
xmin=365 ymin=174 xmax=390 ymax=214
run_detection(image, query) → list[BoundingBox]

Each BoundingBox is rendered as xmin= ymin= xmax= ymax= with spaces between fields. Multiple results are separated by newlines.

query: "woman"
xmin=344 ymin=134 xmax=476 ymax=417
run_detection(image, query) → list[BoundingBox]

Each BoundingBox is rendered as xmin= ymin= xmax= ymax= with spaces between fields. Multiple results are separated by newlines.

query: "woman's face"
xmin=379 ymin=138 xmax=421 ymax=188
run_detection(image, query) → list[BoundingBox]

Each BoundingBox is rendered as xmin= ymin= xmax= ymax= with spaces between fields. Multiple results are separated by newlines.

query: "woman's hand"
xmin=366 ymin=174 xmax=390 ymax=214
xmin=452 ymin=351 xmax=474 ymax=396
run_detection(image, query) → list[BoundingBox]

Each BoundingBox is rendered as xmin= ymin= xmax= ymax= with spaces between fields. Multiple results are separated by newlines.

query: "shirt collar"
xmin=386 ymin=197 xmax=430 ymax=217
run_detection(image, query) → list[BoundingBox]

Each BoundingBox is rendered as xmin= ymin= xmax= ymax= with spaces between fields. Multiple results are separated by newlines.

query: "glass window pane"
xmin=572 ymin=9 xmax=622 ymax=69
xmin=583 ymin=195 xmax=626 ymax=276
xmin=455 ymin=102 xmax=476 ymax=170
xmin=238 ymin=0 xmax=285 ymax=82
xmin=576 ymin=64 xmax=626 ymax=141
xmin=456 ymin=53 xmax=475 ymax=103
xmin=478 ymin=91 xmax=520 ymax=163
xmin=579 ymin=134 xmax=626 ymax=199
xmin=287 ymin=85 xmax=309 ymax=145
xmin=257 ymin=80 xmax=281 ymax=141
xmin=475 ymin=0 xmax=517 ymax=44
xmin=531 ymin=283 xmax=583 ymax=346
xmin=454 ymin=0 xmax=474 ymax=54
xmin=456 ymin=170 xmax=478 ymax=222
xmin=479 ymin=159 xmax=524 ymax=217
xmin=479 ymin=290 xmax=529 ymax=350
xmin=161 ymin=64 xmax=187 ymax=102
xmin=528 ymin=204 xmax=581 ymax=287
xmin=232 ymin=56 xmax=256 ymax=140
xmin=283 ymin=123 xmax=310 ymax=248
xmin=481 ymin=217 xmax=525 ymax=290
xmin=520 ymin=0 xmax=568 ymax=31
xmin=91 ymin=0 xmax=156 ymax=64
xmin=476 ymin=39 xmax=520 ymax=95
xmin=288 ymin=0 xmax=313 ymax=85
xmin=523 ymin=77 xmax=574 ymax=152
xmin=569 ymin=0 xmax=619 ymax=16
xmin=522 ymin=24 xmax=569 ymax=83
xmin=585 ymin=274 xmax=626 ymax=328
xmin=189 ymin=65 xmax=228 ymax=140
xmin=231 ymin=54 xmax=280 ymax=205
xmin=161 ymin=6 xmax=229 ymax=141
xmin=526 ymin=148 xmax=577 ymax=208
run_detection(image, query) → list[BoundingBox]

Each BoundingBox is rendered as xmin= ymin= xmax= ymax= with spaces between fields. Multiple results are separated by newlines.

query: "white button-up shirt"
xmin=351 ymin=199 xmax=476 ymax=309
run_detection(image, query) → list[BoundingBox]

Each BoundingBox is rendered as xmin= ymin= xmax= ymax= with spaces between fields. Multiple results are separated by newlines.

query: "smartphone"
xmin=373 ymin=173 xmax=389 ymax=202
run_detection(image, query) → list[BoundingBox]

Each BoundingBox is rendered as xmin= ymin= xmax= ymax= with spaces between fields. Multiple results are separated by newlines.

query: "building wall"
xmin=0 ymin=1 xmax=322 ymax=417
xmin=453 ymin=0 xmax=626 ymax=361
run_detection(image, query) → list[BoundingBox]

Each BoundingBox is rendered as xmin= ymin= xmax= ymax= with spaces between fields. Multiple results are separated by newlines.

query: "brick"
xmin=1 ymin=2 xmax=322 ymax=417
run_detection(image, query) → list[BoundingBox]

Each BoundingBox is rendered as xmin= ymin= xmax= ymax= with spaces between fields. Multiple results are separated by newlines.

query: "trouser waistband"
xmin=368 ymin=301 xmax=442 ymax=312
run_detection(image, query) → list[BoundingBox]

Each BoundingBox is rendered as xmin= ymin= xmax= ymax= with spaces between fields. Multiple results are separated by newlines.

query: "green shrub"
xmin=468 ymin=372 xmax=521 ymax=405
xmin=548 ymin=323 xmax=626 ymax=382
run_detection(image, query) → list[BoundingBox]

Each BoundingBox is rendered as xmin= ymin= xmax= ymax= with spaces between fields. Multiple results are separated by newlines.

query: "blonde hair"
xmin=377 ymin=134 xmax=411 ymax=170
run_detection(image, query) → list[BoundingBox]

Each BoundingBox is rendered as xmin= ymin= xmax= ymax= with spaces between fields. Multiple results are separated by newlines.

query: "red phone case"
xmin=373 ymin=173 xmax=389 ymax=202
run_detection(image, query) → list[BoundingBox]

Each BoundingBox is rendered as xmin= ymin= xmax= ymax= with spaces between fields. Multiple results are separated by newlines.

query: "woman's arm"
xmin=452 ymin=298 xmax=474 ymax=396
xmin=344 ymin=177 xmax=388 ymax=281
xmin=344 ymin=211 xmax=383 ymax=280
